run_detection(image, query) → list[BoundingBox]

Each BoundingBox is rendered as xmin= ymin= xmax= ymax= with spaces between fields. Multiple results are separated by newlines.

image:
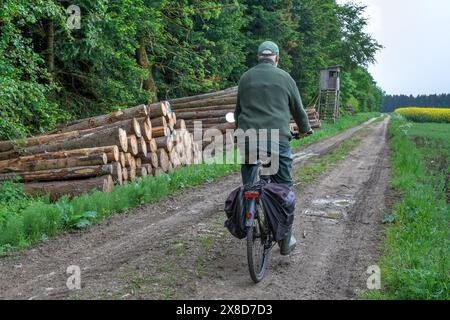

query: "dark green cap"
xmin=258 ymin=41 xmax=279 ymax=56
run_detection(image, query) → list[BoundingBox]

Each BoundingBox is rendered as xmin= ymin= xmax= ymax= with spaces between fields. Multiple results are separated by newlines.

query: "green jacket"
xmin=234 ymin=59 xmax=311 ymax=142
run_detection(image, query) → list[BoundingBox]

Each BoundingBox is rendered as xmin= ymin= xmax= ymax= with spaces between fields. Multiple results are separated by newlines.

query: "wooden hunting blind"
xmin=318 ymin=66 xmax=341 ymax=122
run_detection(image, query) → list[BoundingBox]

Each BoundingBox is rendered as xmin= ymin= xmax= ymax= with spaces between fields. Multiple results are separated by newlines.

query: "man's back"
xmin=235 ymin=59 xmax=310 ymax=142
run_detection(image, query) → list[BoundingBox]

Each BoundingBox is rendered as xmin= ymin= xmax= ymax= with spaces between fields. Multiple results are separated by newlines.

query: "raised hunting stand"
xmin=318 ymin=66 xmax=341 ymax=122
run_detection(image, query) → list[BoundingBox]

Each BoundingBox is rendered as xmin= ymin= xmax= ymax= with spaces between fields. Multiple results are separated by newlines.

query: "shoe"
xmin=279 ymin=232 xmax=297 ymax=256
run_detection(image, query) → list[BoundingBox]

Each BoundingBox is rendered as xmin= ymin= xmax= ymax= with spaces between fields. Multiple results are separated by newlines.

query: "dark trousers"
xmin=240 ymin=142 xmax=293 ymax=187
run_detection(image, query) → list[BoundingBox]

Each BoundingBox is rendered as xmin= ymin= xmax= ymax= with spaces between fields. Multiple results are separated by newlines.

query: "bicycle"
xmin=244 ymin=130 xmax=312 ymax=283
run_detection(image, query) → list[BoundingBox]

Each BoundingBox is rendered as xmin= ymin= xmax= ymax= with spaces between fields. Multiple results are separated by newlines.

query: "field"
xmin=395 ymin=107 xmax=450 ymax=123
xmin=367 ymin=115 xmax=449 ymax=300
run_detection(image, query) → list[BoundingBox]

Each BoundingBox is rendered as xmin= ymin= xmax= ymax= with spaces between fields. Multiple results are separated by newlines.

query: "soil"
xmin=0 ymin=117 xmax=394 ymax=300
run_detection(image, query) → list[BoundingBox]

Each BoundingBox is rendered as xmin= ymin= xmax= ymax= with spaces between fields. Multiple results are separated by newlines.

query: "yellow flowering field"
xmin=395 ymin=107 xmax=450 ymax=123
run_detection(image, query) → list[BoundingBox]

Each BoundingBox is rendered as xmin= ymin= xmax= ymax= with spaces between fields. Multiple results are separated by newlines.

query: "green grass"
xmin=0 ymin=112 xmax=381 ymax=256
xmin=291 ymin=112 xmax=380 ymax=149
xmin=0 ymin=162 xmax=238 ymax=256
xmin=367 ymin=115 xmax=449 ymax=300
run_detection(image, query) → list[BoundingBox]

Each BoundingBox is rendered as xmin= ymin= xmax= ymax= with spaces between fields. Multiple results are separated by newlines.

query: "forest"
xmin=382 ymin=94 xmax=450 ymax=112
xmin=1 ymin=0 xmax=383 ymax=140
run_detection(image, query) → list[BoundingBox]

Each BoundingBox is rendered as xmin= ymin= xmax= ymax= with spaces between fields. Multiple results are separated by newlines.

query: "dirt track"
xmin=0 ymin=117 xmax=393 ymax=300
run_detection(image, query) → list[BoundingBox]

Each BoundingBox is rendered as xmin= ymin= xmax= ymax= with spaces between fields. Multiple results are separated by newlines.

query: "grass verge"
xmin=0 ymin=162 xmax=238 ymax=256
xmin=291 ymin=112 xmax=380 ymax=149
xmin=367 ymin=115 xmax=449 ymax=300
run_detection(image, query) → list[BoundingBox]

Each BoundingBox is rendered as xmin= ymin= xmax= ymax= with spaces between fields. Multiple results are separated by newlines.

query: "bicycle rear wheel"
xmin=247 ymin=205 xmax=271 ymax=283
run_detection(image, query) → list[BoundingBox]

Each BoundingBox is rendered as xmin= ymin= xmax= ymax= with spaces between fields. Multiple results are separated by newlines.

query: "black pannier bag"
xmin=224 ymin=186 xmax=247 ymax=239
xmin=224 ymin=182 xmax=296 ymax=242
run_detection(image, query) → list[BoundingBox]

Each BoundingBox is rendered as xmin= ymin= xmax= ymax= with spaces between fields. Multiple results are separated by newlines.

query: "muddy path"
xmin=0 ymin=117 xmax=392 ymax=300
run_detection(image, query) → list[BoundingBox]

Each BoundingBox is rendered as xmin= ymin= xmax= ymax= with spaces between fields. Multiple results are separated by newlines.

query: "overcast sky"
xmin=338 ymin=0 xmax=450 ymax=95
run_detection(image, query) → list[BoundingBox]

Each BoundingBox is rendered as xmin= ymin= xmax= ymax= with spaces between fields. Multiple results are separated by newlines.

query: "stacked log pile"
xmin=290 ymin=108 xmax=321 ymax=133
xmin=0 ymin=102 xmax=201 ymax=200
xmin=169 ymin=87 xmax=321 ymax=148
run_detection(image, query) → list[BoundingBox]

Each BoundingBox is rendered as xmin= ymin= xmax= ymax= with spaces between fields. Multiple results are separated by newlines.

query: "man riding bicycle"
xmin=234 ymin=41 xmax=313 ymax=256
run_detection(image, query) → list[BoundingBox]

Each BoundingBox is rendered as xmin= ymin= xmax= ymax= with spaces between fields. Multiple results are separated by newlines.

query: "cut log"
xmin=182 ymin=117 xmax=226 ymax=125
xmin=150 ymin=116 xmax=167 ymax=129
xmin=137 ymin=137 xmax=148 ymax=157
xmin=3 ymin=146 xmax=119 ymax=163
xmin=156 ymin=148 xmax=170 ymax=172
xmin=0 ymin=153 xmax=107 ymax=173
xmin=141 ymin=164 xmax=150 ymax=176
xmin=147 ymin=101 xmax=167 ymax=117
xmin=142 ymin=152 xmax=158 ymax=168
xmin=135 ymin=157 xmax=142 ymax=169
xmin=0 ymin=165 xmax=114 ymax=182
xmin=0 ymin=131 xmax=82 ymax=153
xmin=119 ymin=152 xmax=126 ymax=168
xmin=175 ymin=119 xmax=187 ymax=131
xmin=136 ymin=166 xmax=147 ymax=178
xmin=152 ymin=126 xmax=170 ymax=138
xmin=111 ymin=162 xmax=123 ymax=185
xmin=170 ymin=110 xmax=229 ymax=121
xmin=171 ymin=97 xmax=236 ymax=110
xmin=168 ymin=87 xmax=237 ymax=105
xmin=147 ymin=138 xmax=158 ymax=153
xmin=173 ymin=104 xmax=235 ymax=114
xmin=57 ymin=105 xmax=148 ymax=132
xmin=152 ymin=167 xmax=165 ymax=177
xmin=141 ymin=118 xmax=153 ymax=141
xmin=127 ymin=135 xmax=138 ymax=156
xmin=154 ymin=136 xmax=173 ymax=152
xmin=128 ymin=167 xmax=136 ymax=181
xmin=15 ymin=127 xmax=128 ymax=155
xmin=122 ymin=167 xmax=128 ymax=182
xmin=24 ymin=175 xmax=114 ymax=200
xmin=125 ymin=153 xmax=136 ymax=170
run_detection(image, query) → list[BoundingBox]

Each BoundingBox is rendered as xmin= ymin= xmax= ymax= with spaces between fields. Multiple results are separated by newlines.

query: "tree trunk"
xmin=24 ymin=175 xmax=114 ymax=200
xmin=0 ymin=164 xmax=114 ymax=182
xmin=0 ymin=153 xmax=107 ymax=173
xmin=136 ymin=37 xmax=158 ymax=103
xmin=46 ymin=19 xmax=55 ymax=77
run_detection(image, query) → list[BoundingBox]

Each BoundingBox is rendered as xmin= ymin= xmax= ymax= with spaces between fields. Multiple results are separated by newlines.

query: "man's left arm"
xmin=288 ymin=79 xmax=311 ymax=133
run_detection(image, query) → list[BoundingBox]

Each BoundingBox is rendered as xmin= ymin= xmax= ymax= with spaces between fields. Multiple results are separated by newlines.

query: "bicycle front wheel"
xmin=247 ymin=207 xmax=270 ymax=283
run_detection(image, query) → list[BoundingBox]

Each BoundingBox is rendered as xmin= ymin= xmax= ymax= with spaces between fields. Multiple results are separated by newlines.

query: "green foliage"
xmin=0 ymin=0 xmax=69 ymax=139
xmin=367 ymin=116 xmax=449 ymax=300
xmin=1 ymin=0 xmax=383 ymax=139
